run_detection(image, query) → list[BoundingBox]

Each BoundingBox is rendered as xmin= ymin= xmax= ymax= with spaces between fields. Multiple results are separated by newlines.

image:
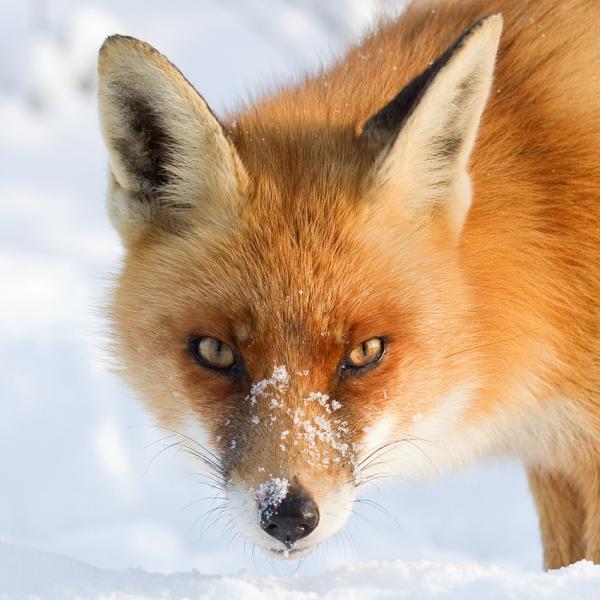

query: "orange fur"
xmin=100 ymin=0 xmax=600 ymax=566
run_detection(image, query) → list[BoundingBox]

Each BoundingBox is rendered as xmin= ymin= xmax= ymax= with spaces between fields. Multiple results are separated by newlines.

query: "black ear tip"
xmin=468 ymin=14 xmax=504 ymax=39
xmin=484 ymin=13 xmax=503 ymax=25
xmin=361 ymin=11 xmax=503 ymax=145
xmin=449 ymin=13 xmax=503 ymax=58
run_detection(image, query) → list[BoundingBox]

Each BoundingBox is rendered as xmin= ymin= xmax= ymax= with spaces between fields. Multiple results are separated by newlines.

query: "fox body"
xmin=98 ymin=0 xmax=600 ymax=568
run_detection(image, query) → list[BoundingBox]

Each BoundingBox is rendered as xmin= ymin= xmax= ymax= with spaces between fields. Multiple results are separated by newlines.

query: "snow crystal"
xmin=247 ymin=365 xmax=290 ymax=406
xmin=272 ymin=366 xmax=289 ymax=383
xmin=291 ymin=406 xmax=351 ymax=467
xmin=306 ymin=391 xmax=329 ymax=407
xmin=306 ymin=391 xmax=342 ymax=414
xmin=256 ymin=477 xmax=289 ymax=522
xmin=243 ymin=387 xmax=354 ymax=467
xmin=244 ymin=368 xmax=353 ymax=468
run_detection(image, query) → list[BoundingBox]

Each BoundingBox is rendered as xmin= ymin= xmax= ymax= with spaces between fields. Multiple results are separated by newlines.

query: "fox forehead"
xmin=227 ymin=115 xmax=371 ymax=201
xmin=115 ymin=152 xmax=466 ymax=387
xmin=121 ymin=203 xmax=406 ymax=354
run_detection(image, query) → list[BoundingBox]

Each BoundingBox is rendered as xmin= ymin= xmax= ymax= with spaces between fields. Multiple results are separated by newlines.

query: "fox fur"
xmin=98 ymin=0 xmax=600 ymax=568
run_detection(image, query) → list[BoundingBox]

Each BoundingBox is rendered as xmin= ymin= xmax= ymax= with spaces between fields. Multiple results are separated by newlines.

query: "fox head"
xmin=98 ymin=15 xmax=502 ymax=558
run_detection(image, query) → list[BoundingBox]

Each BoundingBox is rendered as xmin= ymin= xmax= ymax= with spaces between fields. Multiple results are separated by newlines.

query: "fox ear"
xmin=98 ymin=35 xmax=246 ymax=243
xmin=361 ymin=15 xmax=502 ymax=237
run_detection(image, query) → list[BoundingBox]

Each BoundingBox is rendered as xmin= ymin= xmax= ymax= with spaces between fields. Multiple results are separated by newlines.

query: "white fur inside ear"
xmin=105 ymin=174 xmax=154 ymax=240
xmin=372 ymin=15 xmax=503 ymax=234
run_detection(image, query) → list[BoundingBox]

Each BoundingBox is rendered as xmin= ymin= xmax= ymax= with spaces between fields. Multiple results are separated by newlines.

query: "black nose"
xmin=259 ymin=489 xmax=319 ymax=545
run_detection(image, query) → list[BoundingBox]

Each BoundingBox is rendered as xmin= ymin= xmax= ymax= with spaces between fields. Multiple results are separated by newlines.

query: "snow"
xmin=1 ymin=0 xmax=598 ymax=597
xmin=246 ymin=365 xmax=351 ymax=466
xmin=2 ymin=542 xmax=600 ymax=600
xmin=256 ymin=478 xmax=290 ymax=523
xmin=292 ymin=405 xmax=351 ymax=466
xmin=248 ymin=365 xmax=291 ymax=407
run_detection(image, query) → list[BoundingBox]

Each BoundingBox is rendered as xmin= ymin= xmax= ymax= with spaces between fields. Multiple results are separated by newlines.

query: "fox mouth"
xmin=267 ymin=542 xmax=315 ymax=560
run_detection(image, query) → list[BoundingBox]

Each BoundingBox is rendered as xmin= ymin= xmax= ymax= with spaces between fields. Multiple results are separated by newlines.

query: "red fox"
xmin=97 ymin=0 xmax=600 ymax=569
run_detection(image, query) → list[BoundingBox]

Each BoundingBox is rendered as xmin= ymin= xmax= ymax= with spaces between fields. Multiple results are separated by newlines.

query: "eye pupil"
xmin=344 ymin=337 xmax=385 ymax=375
xmin=190 ymin=336 xmax=236 ymax=371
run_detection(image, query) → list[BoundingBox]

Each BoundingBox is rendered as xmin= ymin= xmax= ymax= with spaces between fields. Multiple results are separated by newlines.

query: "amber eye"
xmin=343 ymin=337 xmax=385 ymax=374
xmin=189 ymin=336 xmax=236 ymax=371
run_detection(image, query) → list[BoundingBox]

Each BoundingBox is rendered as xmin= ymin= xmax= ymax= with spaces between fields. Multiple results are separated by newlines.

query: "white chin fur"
xmin=226 ymin=480 xmax=355 ymax=559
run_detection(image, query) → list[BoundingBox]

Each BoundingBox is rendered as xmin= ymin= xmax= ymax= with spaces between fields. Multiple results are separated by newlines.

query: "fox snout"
xmin=220 ymin=366 xmax=359 ymax=557
xmin=227 ymin=468 xmax=355 ymax=558
xmin=258 ymin=485 xmax=320 ymax=546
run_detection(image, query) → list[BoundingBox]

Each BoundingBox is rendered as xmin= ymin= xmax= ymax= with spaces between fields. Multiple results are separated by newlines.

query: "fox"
xmin=97 ymin=0 xmax=600 ymax=570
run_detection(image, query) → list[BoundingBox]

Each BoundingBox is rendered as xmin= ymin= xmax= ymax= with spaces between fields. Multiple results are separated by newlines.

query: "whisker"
xmin=356 ymin=436 xmax=443 ymax=484
xmin=143 ymin=432 xmax=178 ymax=448
xmin=440 ymin=330 xmax=537 ymax=361
xmin=143 ymin=440 xmax=185 ymax=476
xmin=178 ymin=446 xmax=226 ymax=478
xmin=349 ymin=506 xmax=377 ymax=529
xmin=184 ymin=473 xmax=225 ymax=492
xmin=198 ymin=509 xmax=232 ymax=540
xmin=155 ymin=425 xmax=223 ymax=465
xmin=180 ymin=494 xmax=226 ymax=513
xmin=354 ymin=497 xmax=397 ymax=522
xmin=291 ymin=554 xmax=304 ymax=575
xmin=356 ymin=439 xmax=406 ymax=469
xmin=225 ymin=526 xmax=239 ymax=550
xmin=193 ymin=503 xmax=229 ymax=537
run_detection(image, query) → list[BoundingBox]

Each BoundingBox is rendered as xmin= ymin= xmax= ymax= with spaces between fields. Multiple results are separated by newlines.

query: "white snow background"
xmin=1 ymin=1 xmax=597 ymax=597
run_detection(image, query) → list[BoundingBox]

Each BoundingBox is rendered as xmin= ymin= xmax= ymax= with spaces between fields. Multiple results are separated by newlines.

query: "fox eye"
xmin=189 ymin=336 xmax=236 ymax=371
xmin=343 ymin=337 xmax=385 ymax=374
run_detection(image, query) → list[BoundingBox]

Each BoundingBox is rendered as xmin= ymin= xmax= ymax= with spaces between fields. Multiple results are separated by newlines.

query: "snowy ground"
xmin=1 ymin=1 xmax=598 ymax=598
xmin=4 ymin=542 xmax=600 ymax=600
